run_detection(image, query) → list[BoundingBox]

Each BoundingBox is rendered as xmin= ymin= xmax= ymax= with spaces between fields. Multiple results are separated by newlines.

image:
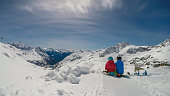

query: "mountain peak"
xmin=116 ymin=42 xmax=131 ymax=49
xmin=162 ymin=38 xmax=170 ymax=44
xmin=156 ymin=39 xmax=170 ymax=48
xmin=100 ymin=42 xmax=131 ymax=57
xmin=10 ymin=42 xmax=33 ymax=50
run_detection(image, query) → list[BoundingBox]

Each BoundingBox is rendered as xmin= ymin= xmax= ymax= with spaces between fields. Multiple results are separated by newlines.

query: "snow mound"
xmin=71 ymin=67 xmax=90 ymax=77
xmin=42 ymin=66 xmax=90 ymax=84
xmin=69 ymin=77 xmax=80 ymax=84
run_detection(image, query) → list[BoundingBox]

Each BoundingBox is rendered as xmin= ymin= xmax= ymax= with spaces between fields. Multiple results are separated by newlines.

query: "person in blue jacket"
xmin=115 ymin=57 xmax=124 ymax=77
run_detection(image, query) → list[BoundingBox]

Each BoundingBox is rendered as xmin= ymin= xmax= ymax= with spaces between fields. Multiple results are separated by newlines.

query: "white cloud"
xmin=20 ymin=0 xmax=121 ymax=18
xmin=17 ymin=0 xmax=122 ymax=38
xmin=20 ymin=5 xmax=34 ymax=13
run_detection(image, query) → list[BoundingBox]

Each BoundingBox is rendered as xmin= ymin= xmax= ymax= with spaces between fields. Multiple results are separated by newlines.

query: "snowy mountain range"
xmin=60 ymin=39 xmax=170 ymax=69
xmin=3 ymin=42 xmax=73 ymax=67
xmin=0 ymin=39 xmax=170 ymax=96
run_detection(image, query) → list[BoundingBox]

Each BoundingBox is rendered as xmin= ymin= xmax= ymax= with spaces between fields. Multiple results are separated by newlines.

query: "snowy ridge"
xmin=100 ymin=42 xmax=130 ymax=56
xmin=4 ymin=42 xmax=73 ymax=66
xmin=8 ymin=42 xmax=52 ymax=66
xmin=10 ymin=42 xmax=33 ymax=50
xmin=154 ymin=38 xmax=170 ymax=48
xmin=55 ymin=49 xmax=74 ymax=53
xmin=0 ymin=42 xmax=43 ymax=61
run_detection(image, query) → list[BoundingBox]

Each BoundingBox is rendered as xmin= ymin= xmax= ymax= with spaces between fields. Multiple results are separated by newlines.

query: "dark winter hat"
xmin=117 ymin=56 xmax=122 ymax=60
xmin=108 ymin=56 xmax=113 ymax=60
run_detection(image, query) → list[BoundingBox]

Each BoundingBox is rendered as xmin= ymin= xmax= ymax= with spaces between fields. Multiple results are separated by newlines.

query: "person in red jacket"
xmin=105 ymin=56 xmax=116 ymax=75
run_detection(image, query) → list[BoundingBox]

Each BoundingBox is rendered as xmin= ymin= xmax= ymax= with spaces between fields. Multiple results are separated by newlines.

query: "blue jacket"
xmin=115 ymin=60 xmax=124 ymax=74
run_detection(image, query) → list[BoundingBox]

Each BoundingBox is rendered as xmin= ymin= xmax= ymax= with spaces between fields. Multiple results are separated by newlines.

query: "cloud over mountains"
xmin=20 ymin=0 xmax=121 ymax=18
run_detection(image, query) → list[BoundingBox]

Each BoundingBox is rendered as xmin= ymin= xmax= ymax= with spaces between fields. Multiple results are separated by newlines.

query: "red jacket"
xmin=105 ymin=60 xmax=116 ymax=72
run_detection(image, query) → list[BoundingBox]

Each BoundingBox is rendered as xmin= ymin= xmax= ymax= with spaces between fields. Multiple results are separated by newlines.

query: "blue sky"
xmin=0 ymin=0 xmax=170 ymax=49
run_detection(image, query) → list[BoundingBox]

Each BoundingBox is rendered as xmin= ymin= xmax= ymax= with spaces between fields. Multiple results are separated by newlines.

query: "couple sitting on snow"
xmin=105 ymin=56 xmax=124 ymax=77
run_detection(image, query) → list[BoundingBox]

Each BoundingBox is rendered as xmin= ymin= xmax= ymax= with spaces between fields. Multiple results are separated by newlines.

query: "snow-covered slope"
xmin=0 ymin=42 xmax=48 ymax=96
xmin=0 ymin=39 xmax=170 ymax=96
xmin=1 ymin=42 xmax=46 ymax=64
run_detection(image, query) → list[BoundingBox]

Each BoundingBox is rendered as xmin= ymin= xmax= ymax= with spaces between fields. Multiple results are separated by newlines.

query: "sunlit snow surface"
xmin=0 ymin=40 xmax=170 ymax=96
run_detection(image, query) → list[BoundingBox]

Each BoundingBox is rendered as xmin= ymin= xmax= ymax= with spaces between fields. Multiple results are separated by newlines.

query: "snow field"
xmin=1 ymin=40 xmax=170 ymax=96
